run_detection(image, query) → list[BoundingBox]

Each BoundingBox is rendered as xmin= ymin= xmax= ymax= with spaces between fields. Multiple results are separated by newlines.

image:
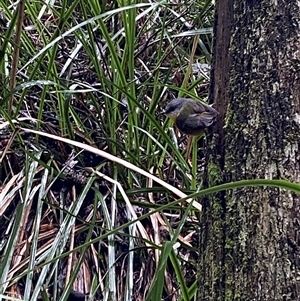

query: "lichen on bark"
xmin=198 ymin=0 xmax=300 ymax=300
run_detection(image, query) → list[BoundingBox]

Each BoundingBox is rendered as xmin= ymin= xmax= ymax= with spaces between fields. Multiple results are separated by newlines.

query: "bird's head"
xmin=163 ymin=98 xmax=190 ymax=120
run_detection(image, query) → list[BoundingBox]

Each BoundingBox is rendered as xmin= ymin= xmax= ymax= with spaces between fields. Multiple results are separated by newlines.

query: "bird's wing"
xmin=194 ymin=101 xmax=218 ymax=115
xmin=179 ymin=113 xmax=213 ymax=131
xmin=193 ymin=111 xmax=216 ymax=127
xmin=193 ymin=102 xmax=219 ymax=127
xmin=175 ymin=100 xmax=219 ymax=135
xmin=176 ymin=107 xmax=218 ymax=134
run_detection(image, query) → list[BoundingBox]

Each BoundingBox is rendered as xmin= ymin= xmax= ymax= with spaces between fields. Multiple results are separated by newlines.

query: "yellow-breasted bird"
xmin=164 ymin=98 xmax=219 ymax=159
xmin=164 ymin=98 xmax=219 ymax=135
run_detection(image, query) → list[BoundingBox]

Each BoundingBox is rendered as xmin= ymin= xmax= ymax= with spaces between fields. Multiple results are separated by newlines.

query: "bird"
xmin=164 ymin=98 xmax=219 ymax=159
xmin=164 ymin=98 xmax=219 ymax=135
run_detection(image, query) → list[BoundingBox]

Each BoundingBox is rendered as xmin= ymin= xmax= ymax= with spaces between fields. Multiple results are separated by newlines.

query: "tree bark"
xmin=199 ymin=0 xmax=300 ymax=300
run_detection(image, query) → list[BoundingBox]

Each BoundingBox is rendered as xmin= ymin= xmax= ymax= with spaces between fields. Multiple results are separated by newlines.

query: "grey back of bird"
xmin=174 ymin=98 xmax=219 ymax=135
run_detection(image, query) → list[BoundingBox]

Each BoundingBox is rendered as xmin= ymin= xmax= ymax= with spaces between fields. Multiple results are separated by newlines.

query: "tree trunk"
xmin=199 ymin=0 xmax=300 ymax=300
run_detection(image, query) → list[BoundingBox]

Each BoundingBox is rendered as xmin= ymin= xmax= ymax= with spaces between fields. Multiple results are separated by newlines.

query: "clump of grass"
xmin=0 ymin=0 xmax=214 ymax=300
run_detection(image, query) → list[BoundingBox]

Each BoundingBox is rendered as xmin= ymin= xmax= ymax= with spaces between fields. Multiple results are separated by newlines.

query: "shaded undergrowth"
xmin=0 ymin=0 xmax=214 ymax=300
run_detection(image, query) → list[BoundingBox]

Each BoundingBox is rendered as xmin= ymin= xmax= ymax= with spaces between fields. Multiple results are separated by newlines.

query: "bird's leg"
xmin=185 ymin=136 xmax=201 ymax=189
xmin=185 ymin=135 xmax=193 ymax=162
xmin=166 ymin=124 xmax=180 ymax=182
xmin=191 ymin=136 xmax=199 ymax=189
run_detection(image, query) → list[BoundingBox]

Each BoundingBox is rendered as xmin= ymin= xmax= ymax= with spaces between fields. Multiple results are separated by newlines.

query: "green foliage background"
xmin=0 ymin=0 xmax=218 ymax=300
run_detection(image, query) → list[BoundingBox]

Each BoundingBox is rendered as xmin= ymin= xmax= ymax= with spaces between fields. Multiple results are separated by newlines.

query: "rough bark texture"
xmin=199 ymin=0 xmax=300 ymax=300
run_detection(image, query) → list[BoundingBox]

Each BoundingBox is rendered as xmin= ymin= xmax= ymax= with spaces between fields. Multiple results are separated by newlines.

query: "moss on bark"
xmin=198 ymin=0 xmax=300 ymax=300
